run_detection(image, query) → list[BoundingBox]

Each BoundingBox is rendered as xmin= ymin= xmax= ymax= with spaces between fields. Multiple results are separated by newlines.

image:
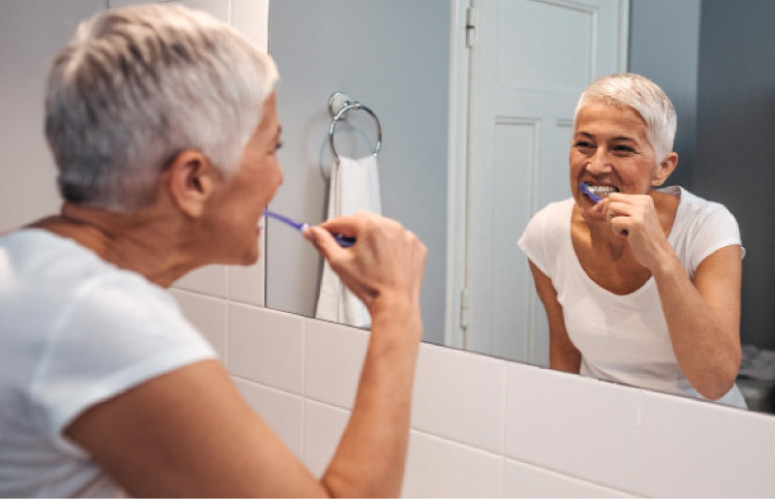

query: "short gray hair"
xmin=574 ymin=73 xmax=676 ymax=163
xmin=45 ymin=3 xmax=279 ymax=213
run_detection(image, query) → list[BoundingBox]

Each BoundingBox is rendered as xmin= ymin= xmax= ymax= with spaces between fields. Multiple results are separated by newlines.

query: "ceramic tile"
xmin=410 ymin=342 xmax=506 ymax=454
xmin=229 ymin=261 xmax=265 ymax=307
xmin=228 ymin=215 xmax=265 ymax=306
xmin=231 ymin=0 xmax=269 ymax=50
xmin=232 ymin=377 xmax=304 ymax=460
xmin=173 ymin=264 xmax=229 ymax=298
xmin=169 ymin=289 xmax=228 ymax=360
xmin=177 ymin=0 xmax=229 ymax=22
xmin=505 ymin=363 xmax=640 ymax=492
xmin=108 ymin=0 xmax=155 ymax=7
xmin=401 ymin=430 xmax=502 ymax=498
xmin=227 ymin=305 xmax=304 ymax=394
xmin=639 ymin=390 xmax=775 ymax=497
xmin=503 ymin=459 xmax=634 ymax=498
xmin=304 ymin=319 xmax=369 ymax=409
xmin=303 ymin=400 xmax=350 ymax=478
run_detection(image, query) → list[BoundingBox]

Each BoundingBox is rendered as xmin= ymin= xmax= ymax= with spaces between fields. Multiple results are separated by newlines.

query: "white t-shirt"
xmin=518 ymin=187 xmax=747 ymax=408
xmin=0 ymin=229 xmax=217 ymax=497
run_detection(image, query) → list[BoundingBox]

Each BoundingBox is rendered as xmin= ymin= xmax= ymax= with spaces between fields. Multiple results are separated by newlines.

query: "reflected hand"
xmin=599 ymin=193 xmax=673 ymax=270
xmin=304 ymin=211 xmax=427 ymax=315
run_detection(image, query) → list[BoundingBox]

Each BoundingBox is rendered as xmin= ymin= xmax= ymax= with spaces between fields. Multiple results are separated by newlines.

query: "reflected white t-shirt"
xmin=518 ymin=187 xmax=747 ymax=408
xmin=0 ymin=229 xmax=216 ymax=497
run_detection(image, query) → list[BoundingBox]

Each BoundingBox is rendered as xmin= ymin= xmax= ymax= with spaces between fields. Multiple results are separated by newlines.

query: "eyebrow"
xmin=575 ymin=132 xmax=637 ymax=142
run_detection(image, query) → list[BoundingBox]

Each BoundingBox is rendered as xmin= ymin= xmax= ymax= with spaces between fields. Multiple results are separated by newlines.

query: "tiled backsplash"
xmin=174 ymin=297 xmax=775 ymax=498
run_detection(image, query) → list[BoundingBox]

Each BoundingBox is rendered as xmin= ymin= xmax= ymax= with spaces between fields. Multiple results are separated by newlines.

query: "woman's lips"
xmin=583 ymin=183 xmax=619 ymax=198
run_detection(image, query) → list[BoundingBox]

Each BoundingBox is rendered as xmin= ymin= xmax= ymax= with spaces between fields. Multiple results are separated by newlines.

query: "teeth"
xmin=586 ymin=184 xmax=619 ymax=197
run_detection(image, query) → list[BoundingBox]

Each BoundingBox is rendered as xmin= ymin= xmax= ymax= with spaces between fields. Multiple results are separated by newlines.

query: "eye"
xmin=274 ymin=140 xmax=283 ymax=152
xmin=612 ymin=144 xmax=635 ymax=154
xmin=574 ymin=141 xmax=594 ymax=151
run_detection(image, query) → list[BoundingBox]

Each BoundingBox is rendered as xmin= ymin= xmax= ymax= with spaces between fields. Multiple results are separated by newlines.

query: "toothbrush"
xmin=263 ymin=209 xmax=356 ymax=248
xmin=578 ymin=182 xmax=601 ymax=203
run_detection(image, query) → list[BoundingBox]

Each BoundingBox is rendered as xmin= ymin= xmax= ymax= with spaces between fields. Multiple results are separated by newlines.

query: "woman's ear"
xmin=651 ymin=152 xmax=678 ymax=187
xmin=166 ymin=150 xmax=217 ymax=217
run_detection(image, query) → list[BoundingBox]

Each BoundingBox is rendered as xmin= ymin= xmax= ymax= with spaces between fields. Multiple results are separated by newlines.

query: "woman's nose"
xmin=585 ymin=148 xmax=612 ymax=174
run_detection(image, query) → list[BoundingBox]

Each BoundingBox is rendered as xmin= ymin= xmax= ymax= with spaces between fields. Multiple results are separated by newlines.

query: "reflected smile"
xmin=583 ymin=183 xmax=619 ymax=199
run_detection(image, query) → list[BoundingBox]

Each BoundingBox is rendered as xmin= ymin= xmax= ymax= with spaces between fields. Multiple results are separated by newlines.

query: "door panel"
xmin=465 ymin=0 xmax=628 ymax=364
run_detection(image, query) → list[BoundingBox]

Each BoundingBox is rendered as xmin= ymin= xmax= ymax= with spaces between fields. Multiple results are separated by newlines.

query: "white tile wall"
xmin=228 ymin=304 xmax=304 ymax=394
xmin=402 ymin=431 xmax=503 ymax=498
xmin=304 ymin=319 xmax=369 ymax=409
xmin=303 ymin=400 xmax=350 ymax=478
xmin=196 ymin=306 xmax=775 ymax=498
xmin=233 ymin=377 xmax=304 ymax=460
xmin=505 ymin=363 xmax=641 ymax=493
xmin=173 ymin=264 xmax=229 ymax=298
xmin=411 ymin=343 xmax=506 ymax=454
xmin=638 ymin=389 xmax=775 ymax=497
xmin=502 ymin=459 xmax=633 ymax=498
xmin=229 ymin=261 xmax=265 ymax=307
xmin=169 ymin=289 xmax=228 ymax=360
xmin=231 ymin=0 xmax=269 ymax=51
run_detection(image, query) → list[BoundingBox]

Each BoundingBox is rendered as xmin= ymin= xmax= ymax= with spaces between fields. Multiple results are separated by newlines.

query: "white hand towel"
xmin=315 ymin=155 xmax=382 ymax=328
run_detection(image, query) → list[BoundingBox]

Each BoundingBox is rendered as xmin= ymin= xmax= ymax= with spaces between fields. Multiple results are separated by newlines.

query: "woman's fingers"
xmin=317 ymin=211 xmax=377 ymax=237
xmin=306 ymin=213 xmax=427 ymax=312
xmin=304 ymin=225 xmax=344 ymax=260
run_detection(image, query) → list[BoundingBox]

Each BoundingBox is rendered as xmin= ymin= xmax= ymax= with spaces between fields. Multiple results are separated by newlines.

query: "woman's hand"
xmin=304 ymin=211 xmax=427 ymax=315
xmin=596 ymin=193 xmax=674 ymax=271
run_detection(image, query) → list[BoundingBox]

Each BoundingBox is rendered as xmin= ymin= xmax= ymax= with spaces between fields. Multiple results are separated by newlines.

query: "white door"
xmin=462 ymin=0 xmax=628 ymax=363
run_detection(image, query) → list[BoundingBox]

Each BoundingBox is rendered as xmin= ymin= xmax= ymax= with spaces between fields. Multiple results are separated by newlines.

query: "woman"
xmin=519 ymin=73 xmax=746 ymax=408
xmin=0 ymin=4 xmax=426 ymax=497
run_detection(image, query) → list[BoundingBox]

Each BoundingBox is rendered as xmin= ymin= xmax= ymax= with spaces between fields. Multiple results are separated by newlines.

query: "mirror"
xmin=266 ymin=0 xmax=775 ymax=412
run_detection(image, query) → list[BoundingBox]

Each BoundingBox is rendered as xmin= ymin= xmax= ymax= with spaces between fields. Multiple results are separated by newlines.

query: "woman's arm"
xmin=66 ymin=213 xmax=426 ymax=497
xmin=602 ymin=194 xmax=742 ymax=400
xmin=651 ymin=245 xmax=742 ymax=400
xmin=529 ymin=260 xmax=581 ymax=373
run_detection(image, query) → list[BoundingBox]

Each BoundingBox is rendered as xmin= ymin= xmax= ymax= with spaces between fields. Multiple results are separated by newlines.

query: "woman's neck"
xmin=29 ymin=203 xmax=200 ymax=288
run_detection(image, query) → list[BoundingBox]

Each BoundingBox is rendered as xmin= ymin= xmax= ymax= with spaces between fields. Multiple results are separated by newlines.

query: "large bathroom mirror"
xmin=267 ymin=0 xmax=774 ymax=411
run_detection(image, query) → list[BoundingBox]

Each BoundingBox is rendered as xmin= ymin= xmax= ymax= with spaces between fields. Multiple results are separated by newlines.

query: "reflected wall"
xmin=266 ymin=0 xmax=451 ymax=344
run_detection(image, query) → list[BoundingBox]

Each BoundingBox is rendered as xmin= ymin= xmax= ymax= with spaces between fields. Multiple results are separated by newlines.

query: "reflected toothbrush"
xmin=578 ymin=182 xmax=601 ymax=203
xmin=263 ymin=209 xmax=356 ymax=248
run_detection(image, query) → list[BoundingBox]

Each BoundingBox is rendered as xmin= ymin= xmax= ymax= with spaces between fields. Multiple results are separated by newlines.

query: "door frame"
xmin=444 ymin=0 xmax=630 ymax=356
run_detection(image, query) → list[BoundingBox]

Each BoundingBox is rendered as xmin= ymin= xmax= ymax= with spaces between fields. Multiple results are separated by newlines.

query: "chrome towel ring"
xmin=328 ymin=91 xmax=382 ymax=165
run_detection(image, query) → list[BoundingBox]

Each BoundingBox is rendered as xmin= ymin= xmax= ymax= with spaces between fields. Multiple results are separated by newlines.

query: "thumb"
xmin=304 ymin=225 xmax=345 ymax=261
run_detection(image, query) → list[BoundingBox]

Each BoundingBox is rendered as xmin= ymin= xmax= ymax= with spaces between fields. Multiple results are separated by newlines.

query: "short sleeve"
xmin=518 ymin=201 xmax=567 ymax=279
xmin=28 ymin=275 xmax=216 ymax=446
xmin=690 ymin=204 xmax=744 ymax=271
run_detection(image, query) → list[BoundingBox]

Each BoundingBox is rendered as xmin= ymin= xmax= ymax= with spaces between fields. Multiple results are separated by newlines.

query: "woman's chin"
xmin=578 ymin=204 xmax=605 ymax=223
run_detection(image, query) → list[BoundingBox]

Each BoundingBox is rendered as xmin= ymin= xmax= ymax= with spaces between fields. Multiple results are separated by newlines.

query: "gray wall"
xmin=631 ymin=0 xmax=775 ymax=349
xmin=266 ymin=1 xmax=451 ymax=343
xmin=628 ymin=0 xmax=701 ymax=189
xmin=694 ymin=0 xmax=775 ymax=349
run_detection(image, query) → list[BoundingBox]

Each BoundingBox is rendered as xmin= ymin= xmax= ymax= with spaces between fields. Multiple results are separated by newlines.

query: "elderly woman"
xmin=0 ymin=4 xmax=426 ymax=497
xmin=518 ymin=73 xmax=746 ymax=408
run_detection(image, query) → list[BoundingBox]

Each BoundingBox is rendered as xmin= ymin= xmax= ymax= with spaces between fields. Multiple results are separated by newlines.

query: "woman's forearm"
xmin=651 ymin=250 xmax=742 ymax=400
xmin=320 ymin=300 xmax=422 ymax=497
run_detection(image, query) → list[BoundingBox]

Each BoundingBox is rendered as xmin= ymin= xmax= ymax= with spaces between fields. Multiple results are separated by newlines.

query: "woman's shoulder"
xmin=664 ymin=186 xmax=743 ymax=271
xmin=1 ymin=228 xmax=177 ymax=334
xmin=519 ymin=198 xmax=575 ymax=275
xmin=668 ymin=186 xmax=736 ymax=220
xmin=526 ymin=197 xmax=575 ymax=229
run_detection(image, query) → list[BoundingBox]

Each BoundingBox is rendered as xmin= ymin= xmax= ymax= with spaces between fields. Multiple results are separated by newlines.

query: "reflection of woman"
xmin=519 ymin=73 xmax=746 ymax=408
xmin=0 ymin=5 xmax=427 ymax=496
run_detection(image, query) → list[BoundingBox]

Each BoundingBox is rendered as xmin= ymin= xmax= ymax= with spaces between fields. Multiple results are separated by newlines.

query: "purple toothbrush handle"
xmin=578 ymin=182 xmax=601 ymax=203
xmin=264 ymin=210 xmax=356 ymax=248
xmin=334 ymin=234 xmax=356 ymax=247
